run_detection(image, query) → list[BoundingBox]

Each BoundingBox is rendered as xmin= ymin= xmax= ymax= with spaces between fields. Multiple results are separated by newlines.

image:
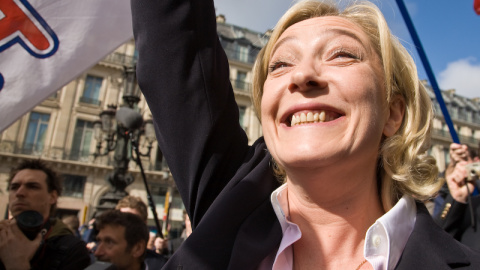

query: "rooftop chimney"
xmin=216 ymin=14 xmax=226 ymax=23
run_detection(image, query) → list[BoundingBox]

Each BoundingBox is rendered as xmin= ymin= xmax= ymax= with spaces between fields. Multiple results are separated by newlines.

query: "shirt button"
xmin=372 ymin=235 xmax=381 ymax=248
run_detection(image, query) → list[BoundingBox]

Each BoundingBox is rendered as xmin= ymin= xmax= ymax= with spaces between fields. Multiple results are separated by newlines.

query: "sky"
xmin=214 ymin=0 xmax=480 ymax=99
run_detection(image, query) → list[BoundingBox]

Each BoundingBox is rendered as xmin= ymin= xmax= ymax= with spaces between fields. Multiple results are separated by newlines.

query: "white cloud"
xmin=438 ymin=57 xmax=480 ymax=99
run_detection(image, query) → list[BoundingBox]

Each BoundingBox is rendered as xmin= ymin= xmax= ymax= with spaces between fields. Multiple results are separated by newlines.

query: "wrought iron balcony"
xmin=222 ymin=47 xmax=259 ymax=64
xmin=231 ymin=79 xmax=251 ymax=92
xmin=79 ymin=96 xmax=101 ymax=106
xmin=102 ymin=52 xmax=136 ymax=67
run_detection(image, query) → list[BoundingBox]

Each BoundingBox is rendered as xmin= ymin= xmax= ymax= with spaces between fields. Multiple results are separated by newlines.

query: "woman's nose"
xmin=287 ymin=62 xmax=326 ymax=92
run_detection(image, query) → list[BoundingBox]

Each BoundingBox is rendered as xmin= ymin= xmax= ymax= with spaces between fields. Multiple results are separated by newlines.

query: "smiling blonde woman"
xmin=131 ymin=0 xmax=480 ymax=269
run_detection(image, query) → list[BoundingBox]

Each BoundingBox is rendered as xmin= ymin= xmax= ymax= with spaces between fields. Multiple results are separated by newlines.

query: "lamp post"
xmin=93 ymin=65 xmax=156 ymax=213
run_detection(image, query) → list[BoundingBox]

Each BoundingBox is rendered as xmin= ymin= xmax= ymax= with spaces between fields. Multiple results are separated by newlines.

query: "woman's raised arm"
xmin=131 ymin=0 xmax=249 ymax=226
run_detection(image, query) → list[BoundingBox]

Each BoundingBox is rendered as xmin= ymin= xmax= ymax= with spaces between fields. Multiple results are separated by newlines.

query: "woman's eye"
xmin=334 ymin=51 xmax=356 ymax=59
xmin=268 ymin=61 xmax=289 ymax=72
xmin=330 ymin=48 xmax=361 ymax=61
xmin=336 ymin=52 xmax=353 ymax=58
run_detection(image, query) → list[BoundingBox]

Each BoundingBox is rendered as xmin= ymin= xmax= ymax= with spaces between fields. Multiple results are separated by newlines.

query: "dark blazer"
xmin=434 ymin=189 xmax=480 ymax=251
xmin=131 ymin=0 xmax=480 ymax=269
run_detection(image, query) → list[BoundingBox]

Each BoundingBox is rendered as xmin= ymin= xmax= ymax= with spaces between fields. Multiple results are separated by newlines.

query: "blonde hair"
xmin=252 ymin=0 xmax=442 ymax=210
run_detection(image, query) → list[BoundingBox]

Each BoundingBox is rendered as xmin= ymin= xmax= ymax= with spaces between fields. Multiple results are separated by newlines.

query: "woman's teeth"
xmin=290 ymin=111 xmax=330 ymax=126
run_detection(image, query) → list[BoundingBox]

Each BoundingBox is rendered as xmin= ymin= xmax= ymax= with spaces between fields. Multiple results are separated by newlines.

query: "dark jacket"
xmin=145 ymin=249 xmax=168 ymax=269
xmin=434 ymin=187 xmax=480 ymax=251
xmin=131 ymin=0 xmax=480 ymax=268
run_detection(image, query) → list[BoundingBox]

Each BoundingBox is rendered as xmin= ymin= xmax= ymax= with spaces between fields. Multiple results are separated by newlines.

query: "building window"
xmin=133 ymin=49 xmax=139 ymax=63
xmin=70 ymin=120 xmax=94 ymax=161
xmin=238 ymin=105 xmax=246 ymax=130
xmin=236 ymin=44 xmax=249 ymax=63
xmin=235 ymin=71 xmax=248 ymax=91
xmin=249 ymin=46 xmax=261 ymax=63
xmin=444 ymin=146 xmax=451 ymax=166
xmin=80 ymin=75 xmax=103 ymax=105
xmin=458 ymin=107 xmax=466 ymax=121
xmin=63 ymin=174 xmax=87 ymax=198
xmin=450 ymin=104 xmax=458 ymax=119
xmin=433 ymin=102 xmax=441 ymax=116
xmin=466 ymin=108 xmax=473 ymax=122
xmin=154 ymin=147 xmax=169 ymax=171
xmin=22 ymin=112 xmax=50 ymax=155
xmin=48 ymin=90 xmax=59 ymax=100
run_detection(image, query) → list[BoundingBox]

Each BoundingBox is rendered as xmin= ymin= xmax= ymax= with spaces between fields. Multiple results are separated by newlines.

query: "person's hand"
xmin=147 ymin=232 xmax=156 ymax=250
xmin=449 ymin=143 xmax=472 ymax=165
xmin=154 ymin=236 xmax=168 ymax=254
xmin=86 ymin=241 xmax=97 ymax=251
xmin=446 ymin=161 xmax=475 ymax=204
xmin=0 ymin=219 xmax=42 ymax=270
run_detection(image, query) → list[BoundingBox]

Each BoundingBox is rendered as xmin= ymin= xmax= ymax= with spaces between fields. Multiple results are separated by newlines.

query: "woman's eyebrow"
xmin=270 ymin=36 xmax=297 ymax=59
xmin=270 ymin=26 xmax=366 ymax=59
xmin=325 ymin=28 xmax=364 ymax=45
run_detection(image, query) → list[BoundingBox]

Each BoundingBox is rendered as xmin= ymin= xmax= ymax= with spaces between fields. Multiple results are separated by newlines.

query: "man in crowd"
xmin=94 ymin=210 xmax=150 ymax=270
xmin=115 ymin=195 xmax=168 ymax=268
xmin=0 ymin=159 xmax=90 ymax=270
xmin=116 ymin=195 xmax=149 ymax=224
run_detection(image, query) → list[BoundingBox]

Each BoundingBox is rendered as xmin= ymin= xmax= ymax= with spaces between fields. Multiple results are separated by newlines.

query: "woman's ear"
xmin=383 ymin=95 xmax=405 ymax=137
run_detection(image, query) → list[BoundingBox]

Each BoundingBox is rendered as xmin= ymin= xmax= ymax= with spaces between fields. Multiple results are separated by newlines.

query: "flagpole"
xmin=395 ymin=0 xmax=460 ymax=144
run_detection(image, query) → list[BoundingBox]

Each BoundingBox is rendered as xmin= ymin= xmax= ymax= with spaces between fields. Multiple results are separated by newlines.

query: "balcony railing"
xmin=67 ymin=150 xmax=92 ymax=162
xmin=79 ymin=96 xmax=101 ymax=106
xmin=0 ymin=140 xmax=165 ymax=173
xmin=223 ymin=47 xmax=259 ymax=64
xmin=431 ymin=128 xmax=479 ymax=146
xmin=102 ymin=52 xmax=136 ymax=67
xmin=19 ymin=143 xmax=44 ymax=156
xmin=433 ymin=105 xmax=480 ymax=126
xmin=231 ymin=79 xmax=251 ymax=92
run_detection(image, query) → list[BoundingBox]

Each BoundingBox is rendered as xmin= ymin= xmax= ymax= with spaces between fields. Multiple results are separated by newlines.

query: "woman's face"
xmin=261 ymin=16 xmax=391 ymax=174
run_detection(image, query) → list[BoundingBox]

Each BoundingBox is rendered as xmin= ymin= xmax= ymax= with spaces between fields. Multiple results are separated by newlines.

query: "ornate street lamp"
xmin=122 ymin=65 xmax=141 ymax=108
xmin=93 ymin=65 xmax=156 ymax=214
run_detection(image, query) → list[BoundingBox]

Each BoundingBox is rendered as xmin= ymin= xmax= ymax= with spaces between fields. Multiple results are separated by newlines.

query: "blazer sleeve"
xmin=434 ymin=192 xmax=468 ymax=236
xmin=131 ymin=0 xmax=250 ymax=226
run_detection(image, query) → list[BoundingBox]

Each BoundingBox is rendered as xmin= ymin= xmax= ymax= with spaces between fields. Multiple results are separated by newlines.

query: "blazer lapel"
xmin=395 ymin=202 xmax=470 ymax=269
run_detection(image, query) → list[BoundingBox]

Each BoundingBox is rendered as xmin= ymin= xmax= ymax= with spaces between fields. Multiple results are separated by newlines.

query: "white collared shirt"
xmin=259 ymin=184 xmax=417 ymax=270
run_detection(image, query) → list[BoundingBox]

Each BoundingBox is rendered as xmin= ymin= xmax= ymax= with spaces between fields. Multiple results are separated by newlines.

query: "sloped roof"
xmin=217 ymin=22 xmax=269 ymax=48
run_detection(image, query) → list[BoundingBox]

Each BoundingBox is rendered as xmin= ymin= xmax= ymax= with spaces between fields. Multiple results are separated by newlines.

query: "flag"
xmin=0 ymin=0 xmax=133 ymax=132
xmin=475 ymin=0 xmax=480 ymax=15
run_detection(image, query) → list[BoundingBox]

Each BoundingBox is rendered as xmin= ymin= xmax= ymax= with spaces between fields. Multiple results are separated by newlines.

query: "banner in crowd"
xmin=0 ymin=0 xmax=133 ymax=132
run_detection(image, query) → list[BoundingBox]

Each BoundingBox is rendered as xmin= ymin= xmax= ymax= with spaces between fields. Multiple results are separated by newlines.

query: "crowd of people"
xmin=1 ymin=143 xmax=478 ymax=269
xmin=1 ymin=0 xmax=480 ymax=269
xmin=0 ymin=159 xmax=190 ymax=270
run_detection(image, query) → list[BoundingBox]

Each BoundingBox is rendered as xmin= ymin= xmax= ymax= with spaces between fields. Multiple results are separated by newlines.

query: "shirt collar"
xmin=271 ymin=183 xmax=289 ymax=232
xmin=365 ymin=195 xmax=416 ymax=270
xmin=269 ymin=183 xmax=417 ymax=270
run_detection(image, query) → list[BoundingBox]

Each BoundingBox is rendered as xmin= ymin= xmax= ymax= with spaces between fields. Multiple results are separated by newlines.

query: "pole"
xmin=81 ymin=205 xmax=88 ymax=225
xmin=162 ymin=188 xmax=172 ymax=238
xmin=395 ymin=0 xmax=460 ymax=144
xmin=129 ymin=132 xmax=164 ymax=239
